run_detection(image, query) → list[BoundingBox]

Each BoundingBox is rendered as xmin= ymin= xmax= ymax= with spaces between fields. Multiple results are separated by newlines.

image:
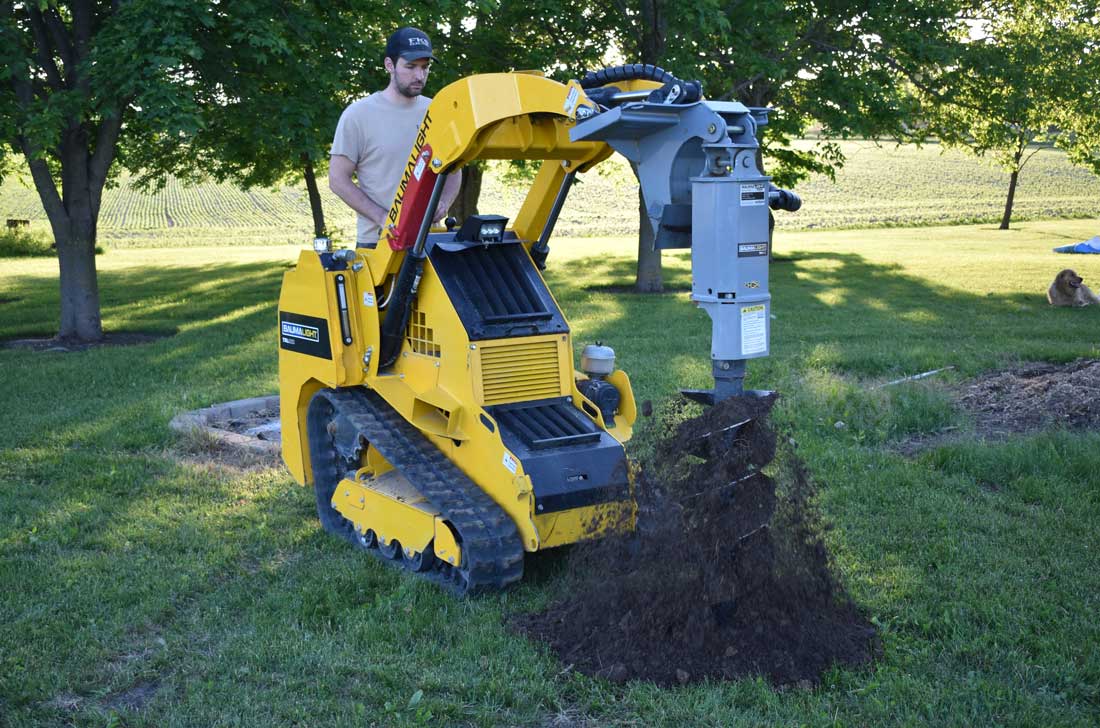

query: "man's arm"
xmin=329 ymin=154 xmax=389 ymax=227
xmin=433 ymin=171 xmax=463 ymax=223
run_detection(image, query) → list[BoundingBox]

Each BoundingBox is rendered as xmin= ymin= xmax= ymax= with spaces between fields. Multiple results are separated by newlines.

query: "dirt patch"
xmin=103 ymin=680 xmax=159 ymax=711
xmin=2 ymin=331 xmax=171 ymax=352
xmin=960 ymin=359 xmax=1100 ymax=435
xmin=897 ymin=359 xmax=1100 ymax=455
xmin=516 ymin=395 xmax=878 ymax=687
xmin=215 ymin=405 xmax=280 ymax=439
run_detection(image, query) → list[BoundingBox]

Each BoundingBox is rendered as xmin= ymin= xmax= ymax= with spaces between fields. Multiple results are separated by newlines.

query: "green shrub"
xmin=0 ymin=227 xmax=105 ymax=257
xmin=0 ymin=226 xmax=53 ymax=257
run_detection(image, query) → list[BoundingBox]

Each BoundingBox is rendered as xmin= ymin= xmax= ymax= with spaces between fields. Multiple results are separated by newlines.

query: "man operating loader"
xmin=329 ymin=27 xmax=461 ymax=248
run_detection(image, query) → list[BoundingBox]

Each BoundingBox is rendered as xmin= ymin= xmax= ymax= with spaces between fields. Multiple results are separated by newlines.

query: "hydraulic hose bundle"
xmin=579 ymin=63 xmax=702 ymax=107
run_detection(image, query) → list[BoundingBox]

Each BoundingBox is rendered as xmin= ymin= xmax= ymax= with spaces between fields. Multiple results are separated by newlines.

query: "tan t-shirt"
xmin=330 ymin=93 xmax=431 ymax=246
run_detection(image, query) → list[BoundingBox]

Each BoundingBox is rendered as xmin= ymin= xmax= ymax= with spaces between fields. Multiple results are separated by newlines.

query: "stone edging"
xmin=169 ymin=395 xmax=281 ymax=455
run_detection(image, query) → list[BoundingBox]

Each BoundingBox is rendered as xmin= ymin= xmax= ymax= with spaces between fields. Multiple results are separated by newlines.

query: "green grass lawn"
xmin=3 ymin=140 xmax=1099 ymax=247
xmin=2 ymin=219 xmax=1099 ymax=726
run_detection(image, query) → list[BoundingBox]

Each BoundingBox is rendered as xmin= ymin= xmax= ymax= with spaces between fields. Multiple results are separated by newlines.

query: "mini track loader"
xmin=278 ymin=65 xmax=801 ymax=595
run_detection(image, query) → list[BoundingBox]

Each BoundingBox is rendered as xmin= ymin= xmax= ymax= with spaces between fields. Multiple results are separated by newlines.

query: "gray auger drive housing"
xmin=571 ymin=95 xmax=801 ymax=404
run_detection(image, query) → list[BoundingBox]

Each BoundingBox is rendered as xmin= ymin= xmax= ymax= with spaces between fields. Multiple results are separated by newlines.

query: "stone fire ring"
xmin=169 ymin=395 xmax=282 ymax=455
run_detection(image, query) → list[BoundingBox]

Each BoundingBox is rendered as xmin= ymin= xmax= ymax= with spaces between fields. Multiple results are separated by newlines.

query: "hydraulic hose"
xmin=768 ymin=185 xmax=802 ymax=212
xmin=579 ymin=63 xmax=702 ymax=106
xmin=579 ymin=63 xmax=678 ymax=89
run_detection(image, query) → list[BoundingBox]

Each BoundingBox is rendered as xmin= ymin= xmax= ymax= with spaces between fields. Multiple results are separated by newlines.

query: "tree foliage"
xmin=911 ymin=1 xmax=1100 ymax=228
xmin=5 ymin=0 xmax=1097 ymax=339
xmin=657 ymin=1 xmax=971 ymax=186
xmin=0 ymin=1 xmax=396 ymax=340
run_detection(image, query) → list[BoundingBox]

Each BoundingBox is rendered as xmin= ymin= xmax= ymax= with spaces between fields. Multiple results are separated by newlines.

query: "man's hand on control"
xmin=432 ymin=173 xmax=463 ymax=224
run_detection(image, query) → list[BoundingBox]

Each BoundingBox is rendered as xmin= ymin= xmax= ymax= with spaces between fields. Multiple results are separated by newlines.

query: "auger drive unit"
xmin=278 ymin=65 xmax=801 ymax=595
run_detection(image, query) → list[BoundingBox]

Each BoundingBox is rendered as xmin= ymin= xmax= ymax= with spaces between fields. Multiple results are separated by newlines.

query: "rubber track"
xmin=314 ymin=387 xmax=525 ymax=596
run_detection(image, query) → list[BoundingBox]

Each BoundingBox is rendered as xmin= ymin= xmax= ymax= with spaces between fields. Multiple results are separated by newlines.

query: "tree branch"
xmin=719 ymin=19 xmax=825 ymax=101
xmin=88 ymin=110 xmax=124 ymax=217
xmin=1017 ymin=139 xmax=1048 ymax=173
xmin=11 ymin=62 xmax=66 ymax=221
xmin=71 ymin=0 xmax=94 ymax=59
xmin=874 ymin=48 xmax=991 ymax=117
xmin=43 ymin=6 xmax=75 ymax=73
xmin=27 ymin=7 xmax=66 ymax=90
xmin=725 ymin=72 xmax=767 ymax=101
xmin=17 ymin=134 xmax=66 ymax=224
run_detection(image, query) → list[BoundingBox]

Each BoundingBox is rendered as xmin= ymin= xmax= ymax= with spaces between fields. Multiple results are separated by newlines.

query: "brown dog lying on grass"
xmin=1048 ymin=269 xmax=1100 ymax=307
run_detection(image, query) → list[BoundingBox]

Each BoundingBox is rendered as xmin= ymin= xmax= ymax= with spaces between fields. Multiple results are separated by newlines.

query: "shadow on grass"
xmin=548 ymin=248 xmax=1097 ymax=399
xmin=0 ymin=261 xmax=284 ymax=339
xmin=0 ymin=260 xmax=286 ymax=449
xmin=2 ymin=248 xmax=1096 ymax=450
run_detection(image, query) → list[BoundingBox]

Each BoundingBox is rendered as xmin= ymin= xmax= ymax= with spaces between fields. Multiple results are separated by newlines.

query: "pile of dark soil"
xmin=959 ymin=359 xmax=1100 ymax=435
xmin=517 ymin=395 xmax=878 ymax=687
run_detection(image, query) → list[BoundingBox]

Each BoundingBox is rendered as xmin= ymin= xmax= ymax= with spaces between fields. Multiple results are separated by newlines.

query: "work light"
xmin=456 ymin=214 xmax=508 ymax=243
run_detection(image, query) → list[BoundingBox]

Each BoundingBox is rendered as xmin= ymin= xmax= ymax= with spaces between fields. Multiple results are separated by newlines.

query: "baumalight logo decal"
xmin=281 ymin=321 xmax=320 ymax=342
xmin=279 ymin=311 xmax=332 ymax=359
xmin=389 ymin=111 xmax=433 ymax=227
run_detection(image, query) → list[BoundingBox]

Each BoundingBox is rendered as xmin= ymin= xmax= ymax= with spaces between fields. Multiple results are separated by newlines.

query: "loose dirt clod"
xmin=517 ymin=395 xmax=878 ymax=687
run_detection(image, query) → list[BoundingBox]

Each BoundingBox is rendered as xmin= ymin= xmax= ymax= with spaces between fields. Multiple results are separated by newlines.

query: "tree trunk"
xmin=1000 ymin=144 xmax=1025 ymax=231
xmin=1000 ymin=169 xmax=1020 ymax=230
xmin=52 ymin=137 xmax=103 ymax=343
xmin=633 ymin=0 xmax=667 ymax=292
xmin=450 ymin=165 xmax=483 ymax=225
xmin=302 ymin=154 xmax=326 ymax=238
xmin=635 ymin=187 xmax=663 ymax=292
xmin=55 ymin=230 xmax=102 ymax=343
xmin=12 ymin=3 xmax=121 ymax=344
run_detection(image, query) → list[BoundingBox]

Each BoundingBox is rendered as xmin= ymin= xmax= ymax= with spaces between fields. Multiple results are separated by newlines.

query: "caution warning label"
xmin=740 ymin=304 xmax=767 ymax=355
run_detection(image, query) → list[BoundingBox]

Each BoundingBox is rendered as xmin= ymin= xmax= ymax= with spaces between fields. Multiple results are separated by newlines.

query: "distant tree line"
xmin=2 ymin=0 xmax=1098 ymax=342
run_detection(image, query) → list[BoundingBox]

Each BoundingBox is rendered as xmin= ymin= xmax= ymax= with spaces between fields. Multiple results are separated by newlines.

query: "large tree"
xmin=912 ymin=1 xmax=1100 ymax=229
xmin=0 ymin=0 xmax=214 ymax=342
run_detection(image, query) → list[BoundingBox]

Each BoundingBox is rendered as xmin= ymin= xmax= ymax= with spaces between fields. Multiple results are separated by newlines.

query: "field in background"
xmin=2 ymin=141 xmax=1098 ymax=248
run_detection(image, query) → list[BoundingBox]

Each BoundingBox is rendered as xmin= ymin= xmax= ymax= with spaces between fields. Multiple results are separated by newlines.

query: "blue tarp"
xmin=1054 ymin=235 xmax=1100 ymax=254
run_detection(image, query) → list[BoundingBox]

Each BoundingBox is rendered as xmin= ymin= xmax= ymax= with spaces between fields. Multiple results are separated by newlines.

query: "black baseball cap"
xmin=385 ymin=27 xmax=436 ymax=62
